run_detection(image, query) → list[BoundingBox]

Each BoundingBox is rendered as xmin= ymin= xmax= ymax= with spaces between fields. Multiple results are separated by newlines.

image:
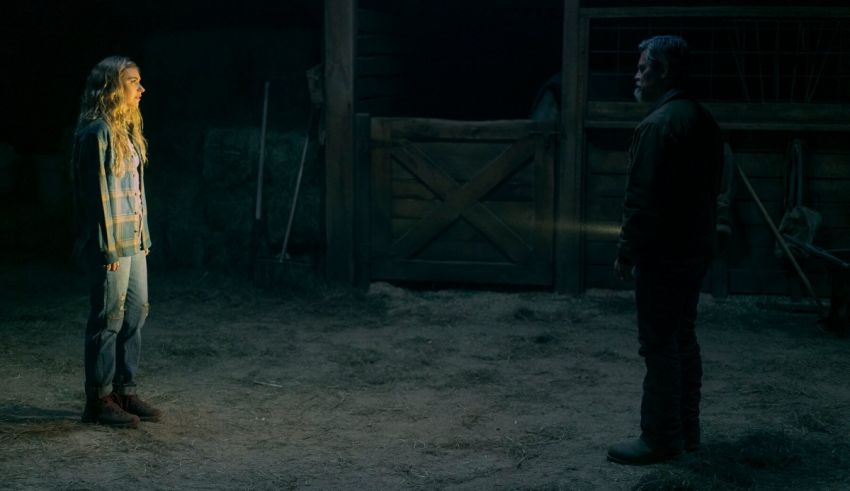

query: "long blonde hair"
xmin=76 ymin=55 xmax=148 ymax=176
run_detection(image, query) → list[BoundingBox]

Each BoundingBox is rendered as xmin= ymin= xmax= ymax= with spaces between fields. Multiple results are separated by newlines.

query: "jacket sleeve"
xmin=75 ymin=126 xmax=119 ymax=264
xmin=715 ymin=142 xmax=735 ymax=231
xmin=139 ymin=161 xmax=152 ymax=251
xmin=617 ymin=122 xmax=666 ymax=263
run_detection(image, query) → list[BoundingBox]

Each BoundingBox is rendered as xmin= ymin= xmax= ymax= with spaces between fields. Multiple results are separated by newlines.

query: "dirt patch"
xmin=1 ymin=259 xmax=849 ymax=490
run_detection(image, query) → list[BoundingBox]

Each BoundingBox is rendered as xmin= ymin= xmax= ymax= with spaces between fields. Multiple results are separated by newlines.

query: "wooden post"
xmin=556 ymin=0 xmax=584 ymax=294
xmin=324 ymin=0 xmax=356 ymax=283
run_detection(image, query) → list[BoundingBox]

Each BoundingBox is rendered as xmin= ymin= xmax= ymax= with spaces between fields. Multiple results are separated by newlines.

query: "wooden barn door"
xmin=369 ymin=118 xmax=557 ymax=286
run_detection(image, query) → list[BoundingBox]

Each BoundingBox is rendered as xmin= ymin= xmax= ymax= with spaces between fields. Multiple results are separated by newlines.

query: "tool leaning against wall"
xmin=735 ymin=138 xmax=829 ymax=321
xmin=251 ymin=64 xmax=324 ymax=285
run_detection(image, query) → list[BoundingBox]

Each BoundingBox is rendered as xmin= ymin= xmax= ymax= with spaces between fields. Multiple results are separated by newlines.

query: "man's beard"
xmin=633 ymin=86 xmax=644 ymax=103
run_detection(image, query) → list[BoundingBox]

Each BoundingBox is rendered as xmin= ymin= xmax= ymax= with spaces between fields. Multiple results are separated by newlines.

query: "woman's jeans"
xmin=84 ymin=251 xmax=149 ymax=399
xmin=634 ymin=260 xmax=709 ymax=451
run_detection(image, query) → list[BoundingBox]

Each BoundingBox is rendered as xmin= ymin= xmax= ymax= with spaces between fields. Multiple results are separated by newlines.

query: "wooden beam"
xmin=369 ymin=118 xmax=555 ymax=141
xmin=370 ymin=260 xmax=553 ymax=286
xmin=580 ymin=6 xmax=850 ymax=19
xmin=586 ymin=101 xmax=850 ymax=132
xmin=556 ymin=0 xmax=584 ymax=294
xmin=324 ymin=0 xmax=356 ymax=283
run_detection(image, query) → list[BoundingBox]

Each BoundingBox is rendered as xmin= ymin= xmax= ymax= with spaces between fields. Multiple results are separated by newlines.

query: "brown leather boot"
xmin=81 ymin=394 xmax=140 ymax=429
xmin=114 ymin=393 xmax=162 ymax=422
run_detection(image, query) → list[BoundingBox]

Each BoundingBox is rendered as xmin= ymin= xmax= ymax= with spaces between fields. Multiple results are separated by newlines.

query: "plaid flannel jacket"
xmin=72 ymin=119 xmax=151 ymax=264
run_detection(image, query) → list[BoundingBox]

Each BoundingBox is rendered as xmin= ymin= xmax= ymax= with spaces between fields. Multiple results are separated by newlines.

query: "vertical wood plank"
xmin=555 ymin=0 xmax=583 ymax=293
xmin=354 ymin=113 xmax=371 ymax=289
xmin=576 ymin=16 xmax=590 ymax=287
xmin=370 ymin=118 xmax=392 ymax=264
xmin=534 ymin=132 xmax=556 ymax=271
xmin=324 ymin=0 xmax=356 ymax=282
xmin=367 ymin=117 xmax=557 ymax=286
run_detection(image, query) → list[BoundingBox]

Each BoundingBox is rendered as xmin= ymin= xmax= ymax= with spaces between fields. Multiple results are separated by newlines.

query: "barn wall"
xmin=337 ymin=1 xmax=850 ymax=293
xmin=3 ymin=4 xmax=322 ymax=267
xmin=579 ymin=10 xmax=850 ymax=295
xmin=356 ymin=0 xmax=410 ymax=116
xmin=354 ymin=0 xmax=562 ymax=120
xmin=350 ymin=0 xmax=564 ymax=288
xmin=368 ymin=117 xmax=556 ymax=286
xmin=582 ymin=129 xmax=850 ymax=296
xmin=582 ymin=128 xmax=629 ymax=291
xmin=726 ymin=132 xmax=850 ymax=296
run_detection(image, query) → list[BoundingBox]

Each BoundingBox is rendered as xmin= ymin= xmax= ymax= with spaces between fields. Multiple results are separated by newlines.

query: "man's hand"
xmin=613 ymin=257 xmax=634 ymax=281
xmin=104 ymin=261 xmax=120 ymax=271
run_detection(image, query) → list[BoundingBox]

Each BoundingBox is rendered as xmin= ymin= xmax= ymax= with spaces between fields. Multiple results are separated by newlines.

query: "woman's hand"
xmin=104 ymin=261 xmax=120 ymax=271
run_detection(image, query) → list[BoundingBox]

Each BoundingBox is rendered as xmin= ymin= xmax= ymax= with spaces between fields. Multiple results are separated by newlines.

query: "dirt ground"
xmin=2 ymin=257 xmax=849 ymax=490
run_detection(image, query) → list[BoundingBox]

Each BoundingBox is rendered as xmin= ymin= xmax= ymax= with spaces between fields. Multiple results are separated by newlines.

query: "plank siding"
xmin=358 ymin=35 xmax=406 ymax=56
xmin=330 ymin=2 xmax=850 ymax=293
xmin=354 ymin=113 xmax=372 ymax=289
xmin=370 ymin=117 xmax=556 ymax=286
xmin=414 ymin=241 xmax=517 ymax=263
xmin=583 ymin=136 xmax=850 ymax=295
xmin=357 ymin=55 xmax=405 ymax=76
xmin=587 ymin=102 xmax=850 ymax=132
xmin=370 ymin=117 xmax=393 ymax=259
xmin=391 ymin=200 xmax=534 ymax=223
xmin=370 ymin=260 xmax=553 ymax=286
xmin=358 ymin=76 xmax=404 ymax=100
xmin=356 ymin=6 xmax=409 ymax=116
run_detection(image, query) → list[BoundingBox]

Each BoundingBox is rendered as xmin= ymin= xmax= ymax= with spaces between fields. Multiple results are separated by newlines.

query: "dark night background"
xmin=2 ymin=2 xmax=850 ymax=489
xmin=2 ymin=0 xmax=849 ymax=276
xmin=2 ymin=1 xmax=325 ymax=272
xmin=0 ymin=0 xmax=569 ymax=273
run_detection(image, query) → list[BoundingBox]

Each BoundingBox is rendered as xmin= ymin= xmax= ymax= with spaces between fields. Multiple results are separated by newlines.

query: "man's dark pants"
xmin=634 ymin=260 xmax=709 ymax=451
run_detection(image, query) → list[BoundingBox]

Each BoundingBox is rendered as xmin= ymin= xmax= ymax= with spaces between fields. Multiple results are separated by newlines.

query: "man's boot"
xmin=113 ymin=393 xmax=162 ymax=422
xmin=81 ymin=394 xmax=140 ymax=429
xmin=607 ymin=437 xmax=682 ymax=465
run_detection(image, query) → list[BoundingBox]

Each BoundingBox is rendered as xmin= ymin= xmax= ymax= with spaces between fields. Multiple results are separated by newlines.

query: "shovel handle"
xmin=736 ymin=163 xmax=826 ymax=317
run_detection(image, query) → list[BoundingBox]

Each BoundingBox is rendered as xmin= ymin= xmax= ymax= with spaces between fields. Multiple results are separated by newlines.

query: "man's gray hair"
xmin=639 ymin=35 xmax=690 ymax=84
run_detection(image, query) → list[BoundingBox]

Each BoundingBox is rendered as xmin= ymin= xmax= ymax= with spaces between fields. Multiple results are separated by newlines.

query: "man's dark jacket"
xmin=617 ymin=89 xmax=723 ymax=266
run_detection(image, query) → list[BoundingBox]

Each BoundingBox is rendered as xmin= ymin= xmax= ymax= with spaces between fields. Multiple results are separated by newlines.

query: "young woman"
xmin=72 ymin=56 xmax=161 ymax=428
